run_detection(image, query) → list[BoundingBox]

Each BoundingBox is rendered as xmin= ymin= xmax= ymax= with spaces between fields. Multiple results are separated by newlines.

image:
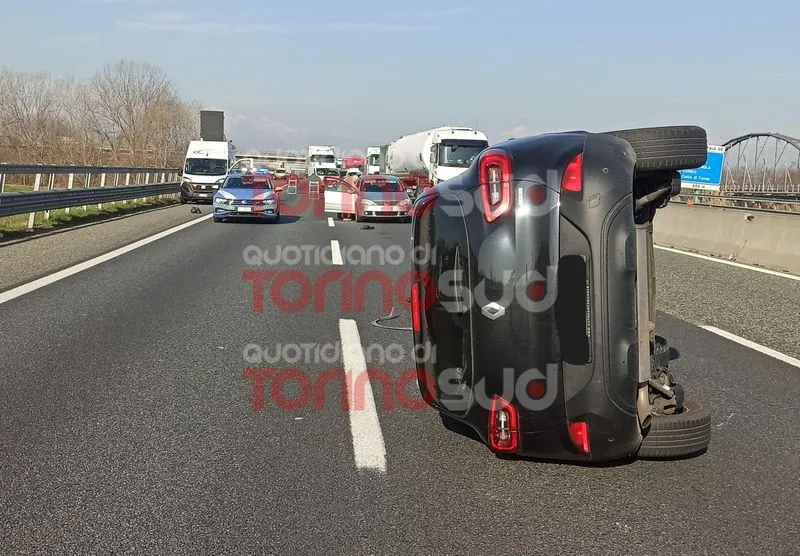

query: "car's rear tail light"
xmin=488 ymin=395 xmax=519 ymax=452
xmin=479 ymin=150 xmax=512 ymax=222
xmin=410 ymin=282 xmax=421 ymax=333
xmin=561 ymin=152 xmax=583 ymax=192
xmin=568 ymin=421 xmax=590 ymax=454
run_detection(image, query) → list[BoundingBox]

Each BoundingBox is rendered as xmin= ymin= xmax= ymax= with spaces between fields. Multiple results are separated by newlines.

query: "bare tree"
xmin=0 ymin=69 xmax=63 ymax=162
xmin=0 ymin=60 xmax=201 ymax=167
xmin=87 ymin=60 xmax=176 ymax=165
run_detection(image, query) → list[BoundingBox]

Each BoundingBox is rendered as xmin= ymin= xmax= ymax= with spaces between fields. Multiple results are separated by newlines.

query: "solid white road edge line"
xmin=654 ymin=245 xmax=800 ymax=281
xmin=0 ymin=214 xmax=213 ymax=305
xmin=330 ymin=239 xmax=343 ymax=265
xmin=701 ymin=325 xmax=800 ymax=369
xmin=328 ymin=217 xmax=334 ymax=227
xmin=339 ymin=318 xmax=387 ymax=473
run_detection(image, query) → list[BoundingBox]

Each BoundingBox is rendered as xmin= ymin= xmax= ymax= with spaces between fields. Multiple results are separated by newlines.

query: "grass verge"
xmin=0 ymin=196 xmax=179 ymax=239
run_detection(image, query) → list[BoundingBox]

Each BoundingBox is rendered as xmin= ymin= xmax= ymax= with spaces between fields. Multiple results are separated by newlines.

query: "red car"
xmin=324 ymin=174 xmax=412 ymax=222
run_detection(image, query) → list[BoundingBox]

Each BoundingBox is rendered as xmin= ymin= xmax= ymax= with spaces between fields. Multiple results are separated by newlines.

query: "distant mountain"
xmin=226 ymin=113 xmax=362 ymax=154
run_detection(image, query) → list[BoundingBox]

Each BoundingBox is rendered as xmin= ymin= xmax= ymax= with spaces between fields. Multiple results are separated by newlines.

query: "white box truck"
xmin=307 ymin=145 xmax=337 ymax=176
xmin=385 ymin=126 xmax=489 ymax=187
xmin=366 ymin=146 xmax=381 ymax=175
xmin=180 ymin=139 xmax=235 ymax=204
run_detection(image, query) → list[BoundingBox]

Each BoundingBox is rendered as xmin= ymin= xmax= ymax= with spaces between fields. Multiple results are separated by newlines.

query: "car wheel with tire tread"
xmin=605 ymin=126 xmax=708 ymax=172
xmin=637 ymin=399 xmax=711 ymax=458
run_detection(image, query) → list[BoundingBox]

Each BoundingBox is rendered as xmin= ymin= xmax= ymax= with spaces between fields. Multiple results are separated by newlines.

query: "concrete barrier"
xmin=653 ymin=203 xmax=800 ymax=275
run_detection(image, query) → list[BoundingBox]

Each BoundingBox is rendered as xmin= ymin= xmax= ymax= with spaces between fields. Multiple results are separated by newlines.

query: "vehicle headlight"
xmin=263 ymin=199 xmax=276 ymax=207
xmin=362 ymin=198 xmax=376 ymax=205
xmin=214 ymin=197 xmax=232 ymax=209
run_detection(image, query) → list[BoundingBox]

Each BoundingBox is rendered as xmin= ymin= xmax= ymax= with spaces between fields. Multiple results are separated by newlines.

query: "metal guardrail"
xmin=0 ymin=164 xmax=180 ymax=229
xmin=0 ymin=182 xmax=180 ymax=217
xmin=0 ymin=164 xmax=179 ymax=175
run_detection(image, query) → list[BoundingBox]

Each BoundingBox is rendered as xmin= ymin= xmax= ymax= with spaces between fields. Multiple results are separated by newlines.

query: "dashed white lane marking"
xmin=654 ymin=245 xmax=800 ymax=281
xmin=330 ymin=239 xmax=343 ymax=265
xmin=701 ymin=325 xmax=800 ymax=369
xmin=328 ymin=217 xmax=334 ymax=227
xmin=339 ymin=318 xmax=387 ymax=473
xmin=0 ymin=214 xmax=213 ymax=305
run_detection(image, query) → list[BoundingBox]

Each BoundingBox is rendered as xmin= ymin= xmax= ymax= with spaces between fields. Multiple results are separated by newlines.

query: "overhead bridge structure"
xmin=234 ymin=150 xmax=307 ymax=174
xmin=719 ymin=132 xmax=800 ymax=198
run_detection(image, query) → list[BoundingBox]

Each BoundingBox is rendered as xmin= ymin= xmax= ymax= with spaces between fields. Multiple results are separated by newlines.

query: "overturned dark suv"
xmin=409 ymin=126 xmax=711 ymax=462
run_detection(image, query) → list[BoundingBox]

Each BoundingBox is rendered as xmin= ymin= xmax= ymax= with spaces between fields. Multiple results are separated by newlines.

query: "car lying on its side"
xmin=409 ymin=125 xmax=712 ymax=462
xmin=212 ymin=170 xmax=280 ymax=223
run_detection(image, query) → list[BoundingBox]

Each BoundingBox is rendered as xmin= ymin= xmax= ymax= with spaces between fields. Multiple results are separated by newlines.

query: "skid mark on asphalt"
xmin=339 ymin=318 xmax=387 ymax=473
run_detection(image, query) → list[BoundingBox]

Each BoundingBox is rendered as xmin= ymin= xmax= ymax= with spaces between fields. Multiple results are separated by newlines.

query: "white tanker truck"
xmin=379 ymin=126 xmax=490 ymax=189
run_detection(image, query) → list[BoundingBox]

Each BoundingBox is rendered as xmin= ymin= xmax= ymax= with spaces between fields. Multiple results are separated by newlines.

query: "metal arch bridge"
xmin=718 ymin=132 xmax=800 ymax=198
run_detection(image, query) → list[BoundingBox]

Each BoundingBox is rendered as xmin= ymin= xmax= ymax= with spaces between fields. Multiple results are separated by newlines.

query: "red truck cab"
xmin=343 ymin=156 xmax=366 ymax=170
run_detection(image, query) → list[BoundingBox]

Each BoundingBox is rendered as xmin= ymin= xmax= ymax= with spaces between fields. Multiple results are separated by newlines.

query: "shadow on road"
xmin=217 ymin=215 xmax=301 ymax=225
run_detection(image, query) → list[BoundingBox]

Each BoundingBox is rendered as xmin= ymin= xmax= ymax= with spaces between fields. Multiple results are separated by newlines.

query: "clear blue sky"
xmin=2 ymin=0 xmax=798 ymax=150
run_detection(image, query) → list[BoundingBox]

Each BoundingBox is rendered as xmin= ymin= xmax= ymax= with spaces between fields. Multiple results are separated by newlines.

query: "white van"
xmin=180 ymin=140 xmax=235 ymax=203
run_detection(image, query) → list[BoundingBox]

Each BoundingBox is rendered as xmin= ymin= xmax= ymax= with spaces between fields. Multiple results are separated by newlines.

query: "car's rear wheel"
xmin=637 ymin=399 xmax=711 ymax=458
xmin=605 ymin=126 xmax=707 ymax=171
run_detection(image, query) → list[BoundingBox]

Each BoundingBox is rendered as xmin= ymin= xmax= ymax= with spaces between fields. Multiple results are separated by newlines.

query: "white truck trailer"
xmin=307 ymin=145 xmax=337 ymax=176
xmin=383 ymin=126 xmax=489 ymax=186
xmin=366 ymin=146 xmax=381 ymax=175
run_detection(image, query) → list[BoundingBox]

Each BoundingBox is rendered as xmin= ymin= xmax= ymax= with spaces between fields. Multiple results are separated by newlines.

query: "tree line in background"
xmin=0 ymin=60 xmax=200 ymax=168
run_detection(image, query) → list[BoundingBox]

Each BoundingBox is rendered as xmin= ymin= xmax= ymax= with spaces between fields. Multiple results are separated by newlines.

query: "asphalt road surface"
xmin=0 ymin=197 xmax=798 ymax=555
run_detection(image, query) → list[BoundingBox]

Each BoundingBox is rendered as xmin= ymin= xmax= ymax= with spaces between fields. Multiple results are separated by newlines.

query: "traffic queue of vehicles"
xmin=182 ymin=122 xmax=715 ymax=465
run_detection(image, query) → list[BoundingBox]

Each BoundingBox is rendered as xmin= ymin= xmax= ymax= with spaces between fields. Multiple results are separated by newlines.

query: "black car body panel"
xmin=411 ymin=131 xmax=644 ymax=462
